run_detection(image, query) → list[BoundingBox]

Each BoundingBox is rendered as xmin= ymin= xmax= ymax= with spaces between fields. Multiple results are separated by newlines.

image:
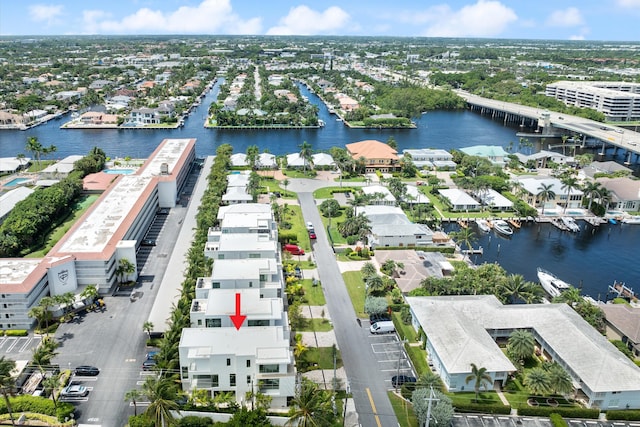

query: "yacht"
xmin=493 ymin=219 xmax=513 ymax=236
xmin=622 ymin=216 xmax=640 ymax=225
xmin=561 ymin=216 xmax=581 ymax=232
xmin=475 ymin=219 xmax=490 ymax=233
xmin=537 ymin=268 xmax=572 ymax=298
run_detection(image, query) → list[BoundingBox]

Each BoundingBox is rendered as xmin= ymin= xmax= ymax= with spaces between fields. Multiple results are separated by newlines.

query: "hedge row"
xmin=516 ymin=405 xmax=600 ymax=419
xmin=606 ymin=410 xmax=640 ymax=421
xmin=549 ymin=413 xmax=568 ymax=427
xmin=2 ymin=330 xmax=28 ymax=336
xmin=0 ymin=395 xmax=75 ymax=421
xmin=453 ymin=401 xmax=511 ymax=415
xmin=372 ymin=245 xmax=455 ymax=254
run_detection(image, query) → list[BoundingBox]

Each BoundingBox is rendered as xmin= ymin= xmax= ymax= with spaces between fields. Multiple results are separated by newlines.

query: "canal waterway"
xmin=0 ymin=79 xmax=637 ymax=300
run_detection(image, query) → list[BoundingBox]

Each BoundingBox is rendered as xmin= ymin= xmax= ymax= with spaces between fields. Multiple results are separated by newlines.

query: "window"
xmin=246 ymin=360 xmax=251 ymax=368
xmin=206 ymin=318 xmax=221 ymax=328
xmin=248 ymin=320 xmax=269 ymax=327
xmin=181 ymin=366 xmax=188 ymax=377
xmin=218 ymin=254 xmax=224 ymax=259
xmin=247 ymin=375 xmax=252 ymax=385
xmin=249 ymin=253 xmax=260 ymax=258
xmin=212 ymin=374 xmax=219 ymax=387
xmin=197 ymin=319 xmax=202 ymax=326
xmin=212 ymin=282 xmax=220 ymax=289
xmin=259 ymin=364 xmax=279 ymax=373
xmin=259 ymin=379 xmax=279 ymax=391
xmin=249 ymin=281 xmax=253 ymax=288
xmin=230 ymin=374 xmax=236 ymax=386
xmin=226 ymin=358 xmax=231 ymax=366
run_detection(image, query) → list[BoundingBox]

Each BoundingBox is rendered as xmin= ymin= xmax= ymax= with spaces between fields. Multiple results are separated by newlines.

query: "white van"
xmin=370 ymin=320 xmax=395 ymax=334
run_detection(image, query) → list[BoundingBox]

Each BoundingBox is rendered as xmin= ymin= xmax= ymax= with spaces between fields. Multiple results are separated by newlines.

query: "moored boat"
xmin=561 ymin=216 xmax=581 ymax=232
xmin=493 ymin=219 xmax=513 ymax=236
xmin=475 ymin=219 xmax=490 ymax=232
xmin=622 ymin=216 xmax=640 ymax=225
xmin=537 ymin=267 xmax=572 ymax=298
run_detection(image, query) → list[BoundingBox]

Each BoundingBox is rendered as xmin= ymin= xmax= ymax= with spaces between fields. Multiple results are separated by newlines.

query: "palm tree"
xmin=31 ymin=336 xmax=59 ymax=374
xmin=416 ymin=371 xmax=443 ymax=392
xmin=0 ymin=356 xmax=17 ymax=427
xmin=125 ymin=388 xmax=144 ymax=416
xmin=581 ymin=181 xmax=603 ymax=213
xmin=544 ymin=362 xmax=573 ymax=396
xmin=25 ymin=136 xmax=43 ymax=168
xmin=537 ymin=183 xmax=556 ymax=214
xmin=507 ymin=330 xmax=536 ymax=363
xmin=450 ymin=227 xmax=476 ymax=259
xmin=299 ymin=141 xmax=313 ymax=173
xmin=524 ymin=367 xmax=551 ymax=395
xmin=37 ymin=296 xmax=56 ymax=332
xmin=15 ymin=153 xmax=27 ymax=170
xmin=561 ymin=177 xmax=580 ymax=213
xmin=116 ymin=258 xmax=135 ymax=284
xmin=465 ymin=363 xmax=492 ymax=402
xmin=80 ymin=284 xmax=99 ymax=304
xmin=42 ymin=373 xmax=61 ymax=409
xmin=282 ymin=178 xmax=290 ymax=196
xmin=552 ymin=286 xmax=582 ymax=305
xmin=501 ymin=274 xmax=529 ymax=304
xmin=365 ymin=275 xmax=386 ymax=296
xmin=360 ymin=262 xmax=377 ymax=279
xmin=27 ymin=306 xmax=46 ymax=331
xmin=142 ymin=376 xmax=180 ymax=427
xmin=143 ymin=321 xmax=154 ymax=343
xmin=286 ymin=378 xmax=334 ymax=427
xmin=246 ymin=145 xmax=259 ymax=170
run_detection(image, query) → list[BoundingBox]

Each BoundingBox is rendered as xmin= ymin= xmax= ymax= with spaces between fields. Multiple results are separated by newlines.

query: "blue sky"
xmin=1 ymin=0 xmax=639 ymax=41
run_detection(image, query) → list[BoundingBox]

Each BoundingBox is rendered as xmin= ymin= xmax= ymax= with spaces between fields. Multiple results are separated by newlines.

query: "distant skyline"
xmin=1 ymin=0 xmax=639 ymax=41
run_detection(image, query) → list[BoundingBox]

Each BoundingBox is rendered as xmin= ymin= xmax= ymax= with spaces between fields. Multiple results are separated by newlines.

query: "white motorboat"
xmin=622 ymin=216 xmax=640 ymax=225
xmin=561 ymin=216 xmax=581 ymax=232
xmin=475 ymin=219 xmax=490 ymax=232
xmin=537 ymin=267 xmax=572 ymax=298
xmin=493 ymin=219 xmax=513 ymax=236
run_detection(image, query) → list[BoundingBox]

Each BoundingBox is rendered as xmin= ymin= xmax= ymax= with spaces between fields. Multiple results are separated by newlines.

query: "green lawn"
xmin=392 ymin=311 xmax=418 ymax=342
xmin=388 ymin=391 xmax=419 ymax=427
xmin=342 ymin=271 xmax=366 ymax=317
xmin=300 ymin=279 xmax=326 ymax=305
xmin=302 ymin=347 xmax=343 ymax=370
xmin=281 ymin=205 xmax=313 ymax=251
xmin=312 ymin=186 xmax=358 ymax=199
xmin=25 ymin=194 xmax=99 ymax=258
xmin=448 ymin=391 xmax=502 ymax=406
xmin=282 ymin=169 xmax=316 ymax=179
xmin=406 ymin=344 xmax=429 ymax=377
xmin=298 ymin=318 xmax=333 ymax=332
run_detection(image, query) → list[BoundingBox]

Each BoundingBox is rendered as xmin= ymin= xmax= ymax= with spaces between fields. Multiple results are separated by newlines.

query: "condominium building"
xmin=179 ymin=202 xmax=295 ymax=409
xmin=545 ymin=81 xmax=640 ymax=121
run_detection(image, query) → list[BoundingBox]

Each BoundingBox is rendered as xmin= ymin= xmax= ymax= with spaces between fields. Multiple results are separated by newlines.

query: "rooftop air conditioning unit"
xmin=160 ymin=162 xmax=169 ymax=175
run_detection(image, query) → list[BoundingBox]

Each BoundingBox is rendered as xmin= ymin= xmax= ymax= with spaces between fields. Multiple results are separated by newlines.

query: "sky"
xmin=1 ymin=0 xmax=639 ymax=41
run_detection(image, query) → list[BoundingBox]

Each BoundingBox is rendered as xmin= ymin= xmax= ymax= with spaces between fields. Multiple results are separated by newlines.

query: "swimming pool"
xmin=3 ymin=177 xmax=32 ymax=187
xmin=103 ymin=169 xmax=135 ymax=175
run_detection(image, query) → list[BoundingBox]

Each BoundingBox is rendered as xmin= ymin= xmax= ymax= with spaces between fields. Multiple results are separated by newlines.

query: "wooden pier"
xmin=462 ymin=246 xmax=484 ymax=255
xmin=608 ymin=282 xmax=636 ymax=300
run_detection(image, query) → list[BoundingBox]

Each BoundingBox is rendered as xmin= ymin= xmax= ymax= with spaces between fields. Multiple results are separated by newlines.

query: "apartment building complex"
xmin=178 ymin=203 xmax=295 ymax=409
xmin=545 ymin=81 xmax=640 ymax=121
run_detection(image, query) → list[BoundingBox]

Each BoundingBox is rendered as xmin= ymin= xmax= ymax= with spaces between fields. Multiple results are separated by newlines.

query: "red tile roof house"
xmin=346 ymin=139 xmax=399 ymax=173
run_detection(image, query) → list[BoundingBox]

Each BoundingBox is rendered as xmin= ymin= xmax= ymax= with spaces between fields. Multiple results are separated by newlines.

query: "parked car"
xmin=370 ymin=320 xmax=395 ymax=334
xmin=74 ymin=365 xmax=99 ymax=376
xmin=61 ymin=385 xmax=88 ymax=397
xmin=141 ymin=239 xmax=156 ymax=246
xmin=369 ymin=313 xmax=391 ymax=325
xmin=306 ymin=222 xmax=314 ymax=230
xmin=308 ymin=230 xmax=317 ymax=239
xmin=391 ymin=375 xmax=416 ymax=388
xmin=283 ymin=244 xmax=305 ymax=256
xmin=142 ymin=359 xmax=157 ymax=371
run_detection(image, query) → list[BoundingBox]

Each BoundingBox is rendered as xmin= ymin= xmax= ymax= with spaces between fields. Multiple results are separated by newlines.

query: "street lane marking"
xmin=365 ymin=387 xmax=382 ymax=427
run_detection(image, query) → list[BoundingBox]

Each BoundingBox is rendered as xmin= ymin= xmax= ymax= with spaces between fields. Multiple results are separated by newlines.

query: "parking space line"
xmin=4 ymin=338 xmax=17 ymax=352
xmin=18 ymin=337 xmax=33 ymax=352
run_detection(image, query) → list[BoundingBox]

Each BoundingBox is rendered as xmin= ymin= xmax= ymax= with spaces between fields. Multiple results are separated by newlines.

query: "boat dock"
xmin=608 ymin=282 xmax=636 ymax=300
xmin=462 ymin=246 xmax=484 ymax=255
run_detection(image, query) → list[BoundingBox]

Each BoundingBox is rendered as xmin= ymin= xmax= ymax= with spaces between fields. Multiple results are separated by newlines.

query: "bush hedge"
xmin=0 ymin=395 xmax=75 ymax=421
xmin=549 ymin=413 xmax=567 ymax=427
xmin=4 ymin=329 xmax=28 ymax=336
xmin=516 ymin=405 xmax=600 ymax=419
xmin=606 ymin=410 xmax=640 ymax=421
xmin=453 ymin=401 xmax=511 ymax=415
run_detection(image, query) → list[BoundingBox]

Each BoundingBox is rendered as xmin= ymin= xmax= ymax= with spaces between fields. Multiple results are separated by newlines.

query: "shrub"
xmin=400 ymin=306 xmax=412 ymax=324
xmin=550 ymin=413 xmax=568 ymax=427
xmin=278 ymin=231 xmax=298 ymax=243
xmin=0 ymin=395 xmax=74 ymax=421
xmin=606 ymin=410 xmax=640 ymax=421
xmin=516 ymin=405 xmax=600 ymax=419
xmin=5 ymin=330 xmax=28 ymax=336
xmin=453 ymin=401 xmax=511 ymax=415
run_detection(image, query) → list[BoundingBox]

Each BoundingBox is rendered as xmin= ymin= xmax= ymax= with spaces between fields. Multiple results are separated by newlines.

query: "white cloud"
xmin=398 ymin=1 xmax=517 ymax=37
xmin=617 ymin=0 xmax=640 ymax=7
xmin=546 ymin=8 xmax=584 ymax=27
xmin=267 ymin=5 xmax=350 ymax=35
xmin=81 ymin=0 xmax=261 ymax=34
xmin=29 ymin=4 xmax=64 ymax=26
xmin=569 ymin=34 xmax=585 ymax=40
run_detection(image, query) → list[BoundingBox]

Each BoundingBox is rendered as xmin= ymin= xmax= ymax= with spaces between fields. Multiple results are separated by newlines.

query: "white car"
xmin=61 ymin=385 xmax=88 ymax=397
xmin=306 ymin=222 xmax=314 ymax=231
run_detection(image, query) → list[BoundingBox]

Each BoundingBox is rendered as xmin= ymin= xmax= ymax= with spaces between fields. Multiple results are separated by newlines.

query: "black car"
xmin=369 ymin=313 xmax=391 ymax=325
xmin=391 ymin=375 xmax=416 ymax=388
xmin=141 ymin=239 xmax=156 ymax=246
xmin=74 ymin=365 xmax=100 ymax=376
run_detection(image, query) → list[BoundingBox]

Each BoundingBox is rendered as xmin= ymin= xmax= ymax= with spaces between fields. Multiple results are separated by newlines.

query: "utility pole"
xmin=423 ymin=386 xmax=439 ymax=427
xmin=395 ymin=338 xmax=409 ymax=392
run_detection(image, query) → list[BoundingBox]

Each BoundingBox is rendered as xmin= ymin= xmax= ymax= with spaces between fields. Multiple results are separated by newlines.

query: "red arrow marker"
xmin=230 ymin=293 xmax=246 ymax=330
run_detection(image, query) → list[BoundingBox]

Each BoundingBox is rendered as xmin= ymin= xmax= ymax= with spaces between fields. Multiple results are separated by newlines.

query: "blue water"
xmin=3 ymin=177 xmax=31 ymax=186
xmin=0 ymin=78 xmax=638 ymax=299
xmin=103 ymin=169 xmax=135 ymax=175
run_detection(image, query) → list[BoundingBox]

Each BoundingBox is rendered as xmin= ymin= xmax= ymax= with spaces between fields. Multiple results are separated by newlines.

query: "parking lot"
xmin=366 ymin=328 xmax=415 ymax=389
xmin=453 ymin=415 xmax=552 ymax=427
xmin=0 ymin=335 xmax=42 ymax=361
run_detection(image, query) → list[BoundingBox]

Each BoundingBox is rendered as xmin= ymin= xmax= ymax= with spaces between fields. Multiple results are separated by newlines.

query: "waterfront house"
xmin=596 ymin=177 xmax=640 ymax=212
xmin=230 ymin=153 xmax=248 ymax=167
xmin=581 ymin=161 xmax=632 ymax=179
xmin=0 ymin=187 xmax=35 ymax=224
xmin=356 ymin=205 xmax=434 ymax=248
xmin=601 ymin=304 xmax=640 ymax=358
xmin=0 ymin=111 xmax=26 ymax=127
xmin=403 ymin=148 xmax=455 ymax=170
xmin=346 ymin=140 xmax=399 ymax=173
xmin=40 ymin=155 xmax=84 ymax=179
xmin=79 ymin=111 xmax=118 ymax=126
xmin=286 ymin=153 xmax=311 ymax=169
xmin=438 ymin=189 xmax=481 ymax=212
xmin=514 ymin=150 xmax=575 ymax=169
xmin=460 ymin=145 xmax=509 ymax=166
xmin=257 ymin=153 xmax=277 ymax=169
xmin=475 ymin=188 xmax=513 ymax=211
xmin=0 ymin=156 xmax=31 ymax=173
xmin=311 ymin=153 xmax=335 ymax=168
xmin=362 ymin=185 xmax=396 ymax=206
xmin=403 ymin=185 xmax=430 ymax=205
xmin=406 ymin=295 xmax=640 ymax=409
xmin=88 ymin=79 xmax=114 ymax=91
xmin=514 ymin=177 xmax=584 ymax=212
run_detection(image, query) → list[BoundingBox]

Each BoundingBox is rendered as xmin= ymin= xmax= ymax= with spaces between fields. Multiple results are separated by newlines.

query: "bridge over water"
xmin=456 ymin=90 xmax=640 ymax=164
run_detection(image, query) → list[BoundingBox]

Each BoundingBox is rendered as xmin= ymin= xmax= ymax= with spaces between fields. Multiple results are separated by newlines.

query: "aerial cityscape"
xmin=0 ymin=2 xmax=639 ymax=427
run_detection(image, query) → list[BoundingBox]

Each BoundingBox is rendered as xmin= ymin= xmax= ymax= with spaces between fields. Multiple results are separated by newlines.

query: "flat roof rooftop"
xmin=200 ymin=288 xmax=282 ymax=319
xmin=0 ymin=259 xmax=42 ymax=285
xmin=211 ymin=258 xmax=277 ymax=281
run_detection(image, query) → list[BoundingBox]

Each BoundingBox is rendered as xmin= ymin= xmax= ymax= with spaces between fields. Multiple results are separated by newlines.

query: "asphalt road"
xmin=298 ymin=191 xmax=400 ymax=427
